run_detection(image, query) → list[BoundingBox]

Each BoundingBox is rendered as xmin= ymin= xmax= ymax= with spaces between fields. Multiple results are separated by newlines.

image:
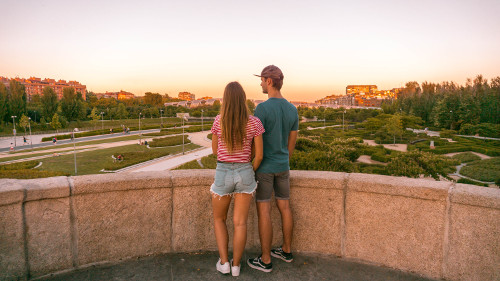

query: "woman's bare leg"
xmin=232 ymin=193 xmax=253 ymax=266
xmin=212 ymin=194 xmax=232 ymax=264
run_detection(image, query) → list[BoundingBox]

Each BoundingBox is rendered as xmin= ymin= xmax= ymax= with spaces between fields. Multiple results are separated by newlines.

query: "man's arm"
xmin=288 ymin=130 xmax=298 ymax=161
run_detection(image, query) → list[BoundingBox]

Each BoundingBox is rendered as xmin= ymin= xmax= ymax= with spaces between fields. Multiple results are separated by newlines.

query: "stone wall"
xmin=0 ymin=171 xmax=498 ymax=281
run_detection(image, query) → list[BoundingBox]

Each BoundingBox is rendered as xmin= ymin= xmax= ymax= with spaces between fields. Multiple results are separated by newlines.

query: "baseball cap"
xmin=254 ymin=65 xmax=284 ymax=80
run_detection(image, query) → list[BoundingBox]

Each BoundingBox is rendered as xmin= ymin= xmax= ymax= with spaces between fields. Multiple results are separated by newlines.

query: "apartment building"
xmin=0 ymin=76 xmax=86 ymax=101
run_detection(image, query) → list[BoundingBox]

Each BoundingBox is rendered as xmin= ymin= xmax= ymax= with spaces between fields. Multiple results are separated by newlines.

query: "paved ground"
xmin=35 ymin=251 xmax=437 ymax=281
xmin=362 ymin=140 xmax=408 ymax=152
xmin=129 ymin=131 xmax=212 ymax=172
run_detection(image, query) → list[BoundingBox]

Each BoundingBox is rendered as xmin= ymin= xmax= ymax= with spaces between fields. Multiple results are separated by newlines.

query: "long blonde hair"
xmin=220 ymin=82 xmax=249 ymax=153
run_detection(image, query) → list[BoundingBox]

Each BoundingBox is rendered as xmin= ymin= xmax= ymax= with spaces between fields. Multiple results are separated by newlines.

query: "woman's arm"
xmin=212 ymin=134 xmax=218 ymax=156
xmin=252 ymin=135 xmax=263 ymax=171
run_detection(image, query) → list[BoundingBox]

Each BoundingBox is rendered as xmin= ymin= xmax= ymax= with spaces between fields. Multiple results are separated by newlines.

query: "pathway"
xmin=128 ymin=131 xmax=213 ymax=172
xmin=362 ymin=139 xmax=408 ymax=152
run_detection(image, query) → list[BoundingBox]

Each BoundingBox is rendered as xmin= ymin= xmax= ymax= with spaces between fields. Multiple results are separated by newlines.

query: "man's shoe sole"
xmin=270 ymin=252 xmax=293 ymax=263
xmin=247 ymin=260 xmax=272 ymax=273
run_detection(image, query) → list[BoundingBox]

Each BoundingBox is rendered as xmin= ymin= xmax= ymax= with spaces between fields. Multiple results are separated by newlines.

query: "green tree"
xmin=0 ymin=83 xmax=8 ymax=123
xmin=50 ymin=113 xmax=62 ymax=134
xmin=19 ymin=114 xmax=30 ymax=136
xmin=88 ymin=107 xmax=100 ymax=129
xmin=385 ymin=115 xmax=403 ymax=144
xmin=61 ymin=87 xmax=86 ymax=121
xmin=41 ymin=87 xmax=59 ymax=121
xmin=247 ymin=100 xmax=255 ymax=113
xmin=115 ymin=103 xmax=128 ymax=119
xmin=144 ymin=92 xmax=163 ymax=106
xmin=8 ymin=80 xmax=27 ymax=118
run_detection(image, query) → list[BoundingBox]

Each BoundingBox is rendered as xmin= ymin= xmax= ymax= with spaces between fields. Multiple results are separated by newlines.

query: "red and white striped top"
xmin=211 ymin=115 xmax=265 ymax=163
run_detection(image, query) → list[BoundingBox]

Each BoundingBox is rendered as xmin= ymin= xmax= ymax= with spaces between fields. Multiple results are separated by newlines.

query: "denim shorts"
xmin=211 ymin=162 xmax=257 ymax=197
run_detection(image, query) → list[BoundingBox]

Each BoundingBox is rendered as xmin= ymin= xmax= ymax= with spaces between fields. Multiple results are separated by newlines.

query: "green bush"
xmin=386 ymin=150 xmax=458 ymax=180
xmin=439 ymin=130 xmax=457 ymax=138
xmin=459 ymin=123 xmax=500 ymax=138
xmin=452 ymin=152 xmax=482 ymax=163
xmin=207 ymin=133 xmax=213 ymax=140
xmin=201 ymin=154 xmax=217 ymax=169
xmin=149 ymin=135 xmax=190 ymax=147
xmin=0 ymin=160 xmax=39 ymax=170
xmin=460 ymin=158 xmax=500 ymax=182
xmin=457 ymin=178 xmax=489 ymax=187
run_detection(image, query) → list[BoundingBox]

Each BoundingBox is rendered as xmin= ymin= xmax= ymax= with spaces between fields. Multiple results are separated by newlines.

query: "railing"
xmin=0 ymin=171 xmax=498 ymax=280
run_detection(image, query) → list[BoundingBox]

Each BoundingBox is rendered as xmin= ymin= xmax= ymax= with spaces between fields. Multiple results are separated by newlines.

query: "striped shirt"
xmin=211 ymin=114 xmax=265 ymax=163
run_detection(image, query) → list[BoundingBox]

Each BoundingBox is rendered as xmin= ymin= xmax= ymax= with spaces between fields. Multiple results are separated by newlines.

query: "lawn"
xmin=38 ymin=143 xmax=200 ymax=176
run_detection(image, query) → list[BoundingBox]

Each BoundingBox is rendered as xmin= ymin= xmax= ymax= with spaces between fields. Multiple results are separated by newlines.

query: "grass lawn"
xmin=0 ymin=148 xmax=92 ymax=163
xmin=460 ymin=157 xmax=500 ymax=182
xmin=38 ymin=143 xmax=200 ymax=176
xmin=8 ymin=135 xmax=141 ymax=154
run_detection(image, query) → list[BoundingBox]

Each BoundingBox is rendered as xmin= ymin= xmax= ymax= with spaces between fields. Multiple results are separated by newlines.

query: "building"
xmin=0 ymin=76 xmax=87 ymax=101
xmin=346 ymin=85 xmax=378 ymax=95
xmin=95 ymin=90 xmax=135 ymax=100
xmin=178 ymin=92 xmax=195 ymax=101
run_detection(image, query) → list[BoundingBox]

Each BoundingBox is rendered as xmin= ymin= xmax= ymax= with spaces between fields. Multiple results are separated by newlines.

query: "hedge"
xmin=149 ymin=135 xmax=190 ymax=147
xmin=457 ymin=178 xmax=489 ymax=187
xmin=451 ymin=152 xmax=482 ymax=163
xmin=0 ymin=160 xmax=39 ymax=170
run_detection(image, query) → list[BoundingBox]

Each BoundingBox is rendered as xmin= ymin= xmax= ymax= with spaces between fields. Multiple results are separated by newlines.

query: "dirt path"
xmin=362 ymin=139 xmax=408 ymax=152
xmin=444 ymin=151 xmax=491 ymax=160
xmin=356 ymin=155 xmax=387 ymax=165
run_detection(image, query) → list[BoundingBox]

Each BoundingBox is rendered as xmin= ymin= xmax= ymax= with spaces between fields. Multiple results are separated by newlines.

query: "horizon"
xmin=1 ymin=0 xmax=499 ymax=102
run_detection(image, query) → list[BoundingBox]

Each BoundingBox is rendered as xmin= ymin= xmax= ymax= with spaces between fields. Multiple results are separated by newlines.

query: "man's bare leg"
xmin=276 ymin=199 xmax=293 ymax=253
xmin=256 ymin=201 xmax=272 ymax=264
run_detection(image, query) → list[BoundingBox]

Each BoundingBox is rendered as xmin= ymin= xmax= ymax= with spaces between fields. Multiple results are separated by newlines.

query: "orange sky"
xmin=1 ymin=0 xmax=499 ymax=102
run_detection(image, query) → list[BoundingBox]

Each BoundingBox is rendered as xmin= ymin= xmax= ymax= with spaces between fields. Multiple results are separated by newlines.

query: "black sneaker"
xmin=247 ymin=256 xmax=272 ymax=273
xmin=271 ymin=247 xmax=294 ymax=262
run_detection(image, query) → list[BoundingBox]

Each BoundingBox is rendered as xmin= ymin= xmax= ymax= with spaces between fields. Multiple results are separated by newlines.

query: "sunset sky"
xmin=1 ymin=0 xmax=499 ymax=102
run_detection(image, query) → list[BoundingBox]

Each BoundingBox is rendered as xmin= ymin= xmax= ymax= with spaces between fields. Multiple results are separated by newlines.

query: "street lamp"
xmin=28 ymin=117 xmax=33 ymax=151
xmin=201 ymin=109 xmax=204 ymax=132
xmin=72 ymin=128 xmax=77 ymax=175
xmin=139 ymin=112 xmax=142 ymax=144
xmin=34 ymin=111 xmax=37 ymax=123
xmin=160 ymin=109 xmax=164 ymax=127
xmin=342 ymin=110 xmax=346 ymax=131
xmin=11 ymin=115 xmax=17 ymax=147
xmin=449 ymin=110 xmax=453 ymax=130
xmin=100 ymin=112 xmax=104 ymax=131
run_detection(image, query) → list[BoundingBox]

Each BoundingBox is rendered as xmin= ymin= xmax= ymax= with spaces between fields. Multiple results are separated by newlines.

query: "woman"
xmin=210 ymin=82 xmax=264 ymax=276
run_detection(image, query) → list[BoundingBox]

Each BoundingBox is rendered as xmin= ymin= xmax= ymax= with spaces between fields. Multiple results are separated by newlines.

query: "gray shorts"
xmin=255 ymin=171 xmax=290 ymax=202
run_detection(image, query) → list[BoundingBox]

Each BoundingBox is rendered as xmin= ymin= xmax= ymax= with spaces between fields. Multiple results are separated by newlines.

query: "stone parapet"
xmin=0 ymin=171 xmax=498 ymax=281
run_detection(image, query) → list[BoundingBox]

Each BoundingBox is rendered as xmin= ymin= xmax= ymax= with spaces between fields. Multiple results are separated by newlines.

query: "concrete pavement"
xmin=35 ymin=251 xmax=437 ymax=281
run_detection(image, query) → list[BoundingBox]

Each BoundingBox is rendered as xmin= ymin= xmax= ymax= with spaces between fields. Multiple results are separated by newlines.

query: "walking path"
xmin=128 ymin=131 xmax=213 ymax=172
xmin=362 ymin=139 xmax=408 ymax=152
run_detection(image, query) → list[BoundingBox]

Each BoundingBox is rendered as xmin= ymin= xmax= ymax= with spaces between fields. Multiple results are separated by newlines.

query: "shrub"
xmin=457 ymin=178 xmax=489 ymax=187
xmin=452 ymin=152 xmax=481 ymax=163
xmin=386 ymin=150 xmax=458 ymax=180
xmin=149 ymin=135 xmax=190 ymax=147
xmin=459 ymin=123 xmax=500 ymax=138
xmin=460 ymin=158 xmax=500 ymax=182
xmin=439 ymin=130 xmax=457 ymax=138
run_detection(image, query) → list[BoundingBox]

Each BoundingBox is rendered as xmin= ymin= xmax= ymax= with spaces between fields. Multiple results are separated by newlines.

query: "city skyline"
xmin=1 ymin=0 xmax=499 ymax=102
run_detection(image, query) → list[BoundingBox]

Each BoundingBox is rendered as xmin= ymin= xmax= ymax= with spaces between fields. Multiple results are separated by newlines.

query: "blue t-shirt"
xmin=254 ymin=98 xmax=299 ymax=173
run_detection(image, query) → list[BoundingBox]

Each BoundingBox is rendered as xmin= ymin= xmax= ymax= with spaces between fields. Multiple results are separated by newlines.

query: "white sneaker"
xmin=231 ymin=259 xmax=241 ymax=277
xmin=216 ymin=258 xmax=230 ymax=274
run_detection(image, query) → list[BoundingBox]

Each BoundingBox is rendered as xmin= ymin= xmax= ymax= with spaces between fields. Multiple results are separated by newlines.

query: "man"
xmin=247 ymin=65 xmax=299 ymax=273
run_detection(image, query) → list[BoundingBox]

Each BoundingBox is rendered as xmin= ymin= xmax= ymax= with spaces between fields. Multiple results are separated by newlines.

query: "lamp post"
xmin=100 ymin=112 xmax=104 ymax=131
xmin=139 ymin=112 xmax=142 ymax=144
xmin=342 ymin=110 xmax=346 ymax=131
xmin=201 ymin=109 xmax=204 ymax=132
xmin=11 ymin=115 xmax=17 ymax=147
xmin=72 ymin=128 xmax=77 ymax=175
xmin=34 ymin=111 xmax=37 ymax=123
xmin=160 ymin=109 xmax=164 ymax=127
xmin=450 ymin=110 xmax=453 ymax=130
xmin=28 ymin=117 xmax=33 ymax=151
xmin=182 ymin=114 xmax=185 ymax=155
